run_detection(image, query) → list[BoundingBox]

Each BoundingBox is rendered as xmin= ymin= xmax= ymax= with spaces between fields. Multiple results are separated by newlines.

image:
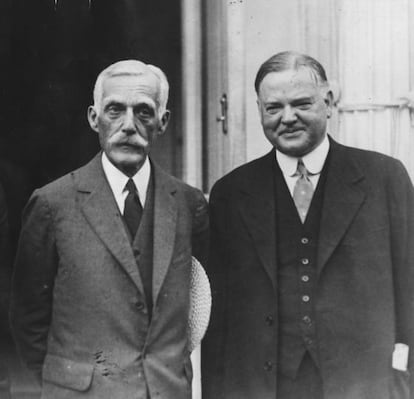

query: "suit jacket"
xmin=11 ymin=153 xmax=208 ymax=399
xmin=202 ymin=138 xmax=414 ymax=399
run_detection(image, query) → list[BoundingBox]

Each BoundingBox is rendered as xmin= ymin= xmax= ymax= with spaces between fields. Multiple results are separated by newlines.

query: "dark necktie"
xmin=123 ymin=179 xmax=143 ymax=237
xmin=292 ymin=158 xmax=315 ymax=223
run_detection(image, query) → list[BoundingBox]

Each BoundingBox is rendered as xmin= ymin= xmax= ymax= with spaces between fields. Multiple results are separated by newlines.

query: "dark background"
xmin=0 ymin=0 xmax=182 ymax=396
xmin=0 ymin=0 xmax=183 ymax=250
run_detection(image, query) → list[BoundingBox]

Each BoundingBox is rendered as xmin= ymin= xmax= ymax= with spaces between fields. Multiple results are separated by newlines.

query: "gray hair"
xmin=254 ymin=51 xmax=328 ymax=94
xmin=93 ymin=60 xmax=169 ymax=117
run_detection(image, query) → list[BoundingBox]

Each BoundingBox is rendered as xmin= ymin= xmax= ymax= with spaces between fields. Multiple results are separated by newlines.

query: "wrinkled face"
xmin=257 ymin=68 xmax=332 ymax=157
xmin=88 ymin=72 xmax=169 ymax=176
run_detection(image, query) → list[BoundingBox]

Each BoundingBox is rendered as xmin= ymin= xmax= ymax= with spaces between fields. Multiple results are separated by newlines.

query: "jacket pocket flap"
xmin=42 ymin=354 xmax=94 ymax=391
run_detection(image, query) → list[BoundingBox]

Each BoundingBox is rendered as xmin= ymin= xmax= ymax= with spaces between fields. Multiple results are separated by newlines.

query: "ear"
xmin=324 ymin=90 xmax=334 ymax=119
xmin=256 ymin=97 xmax=263 ymax=121
xmin=256 ymin=97 xmax=260 ymax=109
xmin=158 ymin=110 xmax=171 ymax=135
xmin=87 ymin=106 xmax=100 ymax=133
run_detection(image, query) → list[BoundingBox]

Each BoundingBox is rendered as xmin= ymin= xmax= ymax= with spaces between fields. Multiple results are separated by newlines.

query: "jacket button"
xmin=135 ymin=302 xmax=145 ymax=310
xmin=264 ymin=361 xmax=274 ymax=371
xmin=265 ymin=315 xmax=274 ymax=326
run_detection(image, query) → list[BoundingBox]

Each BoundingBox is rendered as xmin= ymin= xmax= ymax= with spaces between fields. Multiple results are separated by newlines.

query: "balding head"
xmin=254 ymin=51 xmax=329 ymax=95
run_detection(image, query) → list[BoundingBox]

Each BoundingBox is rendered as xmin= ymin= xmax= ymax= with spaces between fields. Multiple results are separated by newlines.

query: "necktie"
xmin=292 ymin=159 xmax=314 ymax=223
xmin=123 ymin=179 xmax=143 ymax=237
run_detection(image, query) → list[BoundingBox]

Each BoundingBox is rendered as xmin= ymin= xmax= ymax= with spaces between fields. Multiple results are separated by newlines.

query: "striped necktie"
xmin=292 ymin=159 xmax=315 ymax=223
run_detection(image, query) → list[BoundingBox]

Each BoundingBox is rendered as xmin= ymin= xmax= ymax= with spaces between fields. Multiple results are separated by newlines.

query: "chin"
xmin=122 ymin=157 xmax=145 ymax=170
xmin=108 ymin=153 xmax=144 ymax=174
xmin=275 ymin=140 xmax=304 ymax=156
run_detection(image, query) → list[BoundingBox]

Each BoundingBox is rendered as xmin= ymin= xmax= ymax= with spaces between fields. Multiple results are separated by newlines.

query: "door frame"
xmin=181 ymin=0 xmax=247 ymax=192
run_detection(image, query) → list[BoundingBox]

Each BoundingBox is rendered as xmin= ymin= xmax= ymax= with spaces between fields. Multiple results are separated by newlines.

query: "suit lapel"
xmin=76 ymin=154 xmax=145 ymax=293
xmin=317 ymin=139 xmax=366 ymax=274
xmin=152 ymin=163 xmax=178 ymax=305
xmin=238 ymin=152 xmax=277 ymax=291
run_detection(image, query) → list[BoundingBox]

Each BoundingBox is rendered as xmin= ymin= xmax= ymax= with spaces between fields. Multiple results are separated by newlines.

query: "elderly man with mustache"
xmin=11 ymin=59 xmax=208 ymax=399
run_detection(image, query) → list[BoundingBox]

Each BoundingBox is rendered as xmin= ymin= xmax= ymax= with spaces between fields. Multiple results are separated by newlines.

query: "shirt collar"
xmin=276 ymin=134 xmax=330 ymax=176
xmin=101 ymin=152 xmax=151 ymax=206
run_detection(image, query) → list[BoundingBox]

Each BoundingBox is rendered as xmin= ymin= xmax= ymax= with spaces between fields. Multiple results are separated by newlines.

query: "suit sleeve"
xmin=201 ymin=183 xmax=228 ymax=399
xmin=0 ymin=183 xmax=11 ymax=337
xmin=387 ymin=160 xmax=414 ymax=397
xmin=10 ymin=190 xmax=58 ymax=376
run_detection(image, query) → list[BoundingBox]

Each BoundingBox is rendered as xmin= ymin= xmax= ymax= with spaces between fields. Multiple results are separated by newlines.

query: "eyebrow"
xmin=291 ymin=96 xmax=314 ymax=103
xmin=264 ymin=94 xmax=315 ymax=104
xmin=103 ymin=98 xmax=156 ymax=109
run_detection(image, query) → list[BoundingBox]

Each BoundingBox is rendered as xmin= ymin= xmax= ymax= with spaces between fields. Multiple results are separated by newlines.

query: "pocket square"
xmin=392 ymin=343 xmax=409 ymax=371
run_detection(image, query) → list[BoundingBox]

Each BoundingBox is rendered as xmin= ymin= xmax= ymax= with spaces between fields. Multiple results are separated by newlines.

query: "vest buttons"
xmin=301 ymin=258 xmax=309 ymax=265
xmin=301 ymin=275 xmax=310 ymax=282
xmin=301 ymin=237 xmax=309 ymax=244
xmin=264 ymin=361 xmax=274 ymax=371
xmin=302 ymin=295 xmax=310 ymax=303
xmin=265 ymin=315 xmax=274 ymax=326
xmin=302 ymin=315 xmax=312 ymax=324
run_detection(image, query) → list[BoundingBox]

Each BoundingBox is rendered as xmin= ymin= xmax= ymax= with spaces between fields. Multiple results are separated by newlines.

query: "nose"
xmin=281 ymin=106 xmax=297 ymax=125
xmin=122 ymin=108 xmax=137 ymax=135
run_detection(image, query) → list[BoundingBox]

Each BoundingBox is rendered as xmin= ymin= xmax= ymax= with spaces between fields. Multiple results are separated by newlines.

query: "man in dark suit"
xmin=11 ymin=60 xmax=208 ymax=399
xmin=202 ymin=51 xmax=414 ymax=399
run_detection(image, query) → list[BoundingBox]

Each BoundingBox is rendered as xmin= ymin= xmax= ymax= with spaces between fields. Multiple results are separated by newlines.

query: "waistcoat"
xmin=130 ymin=176 xmax=155 ymax=321
xmin=274 ymin=156 xmax=329 ymax=379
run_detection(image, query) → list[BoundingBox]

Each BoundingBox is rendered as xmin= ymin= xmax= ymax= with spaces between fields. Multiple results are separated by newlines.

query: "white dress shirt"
xmin=101 ymin=152 xmax=151 ymax=214
xmin=276 ymin=134 xmax=330 ymax=196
